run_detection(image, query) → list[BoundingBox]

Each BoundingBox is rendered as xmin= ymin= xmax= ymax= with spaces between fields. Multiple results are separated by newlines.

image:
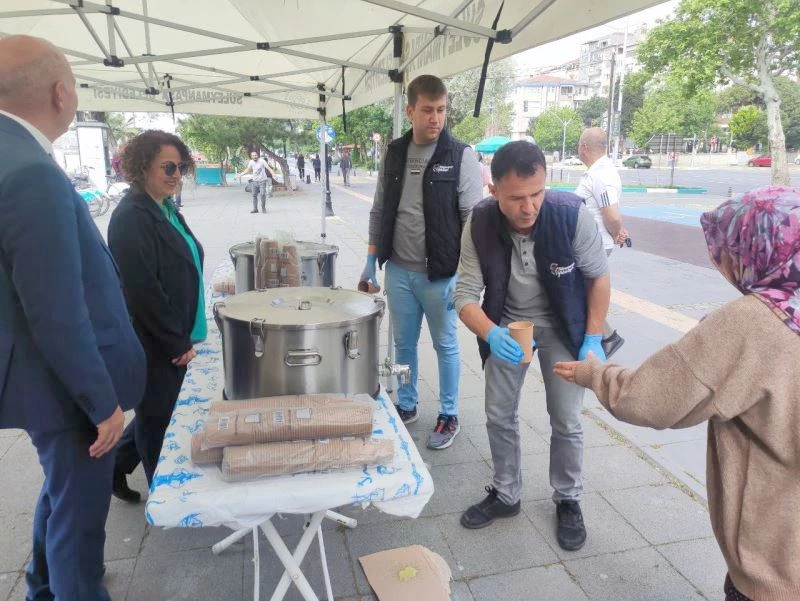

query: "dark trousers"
xmin=115 ymin=358 xmax=187 ymax=484
xmin=314 ymin=167 xmax=321 ymax=181
xmin=26 ymin=424 xmax=114 ymax=601
xmin=298 ymin=166 xmax=305 ymax=179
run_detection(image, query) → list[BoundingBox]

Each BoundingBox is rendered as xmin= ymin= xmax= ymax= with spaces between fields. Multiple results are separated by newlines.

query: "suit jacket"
xmin=107 ymin=189 xmax=204 ymax=361
xmin=0 ymin=115 xmax=146 ymax=431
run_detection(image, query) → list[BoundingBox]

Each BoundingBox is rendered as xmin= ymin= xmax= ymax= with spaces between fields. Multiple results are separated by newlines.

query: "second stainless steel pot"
xmin=229 ymin=240 xmax=339 ymax=293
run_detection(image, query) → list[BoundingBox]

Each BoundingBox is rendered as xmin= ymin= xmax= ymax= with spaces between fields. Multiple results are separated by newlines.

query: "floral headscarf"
xmin=700 ymin=186 xmax=800 ymax=336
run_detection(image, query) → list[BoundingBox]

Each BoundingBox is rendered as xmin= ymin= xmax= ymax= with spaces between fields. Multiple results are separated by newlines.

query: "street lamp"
xmin=559 ymin=117 xmax=572 ymax=163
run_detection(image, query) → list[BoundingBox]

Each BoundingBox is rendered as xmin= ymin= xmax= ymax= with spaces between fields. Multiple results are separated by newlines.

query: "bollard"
xmin=306 ymin=174 xmax=311 ymax=184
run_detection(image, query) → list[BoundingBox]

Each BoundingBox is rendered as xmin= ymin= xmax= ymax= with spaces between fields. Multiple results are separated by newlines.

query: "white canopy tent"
xmin=1 ymin=0 xmax=666 ymax=236
xmin=1 ymin=1 xmax=666 ymax=120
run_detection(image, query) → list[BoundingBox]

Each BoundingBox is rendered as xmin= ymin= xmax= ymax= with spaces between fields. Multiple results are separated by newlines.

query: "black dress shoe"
xmin=460 ymin=485 xmax=520 ymax=529
xmin=113 ymin=469 xmax=141 ymax=504
xmin=556 ymin=500 xmax=587 ymax=550
xmin=601 ymin=330 xmax=625 ymax=359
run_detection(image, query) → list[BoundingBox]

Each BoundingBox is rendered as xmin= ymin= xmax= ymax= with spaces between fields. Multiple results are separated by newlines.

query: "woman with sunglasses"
xmin=107 ymin=130 xmax=206 ymax=498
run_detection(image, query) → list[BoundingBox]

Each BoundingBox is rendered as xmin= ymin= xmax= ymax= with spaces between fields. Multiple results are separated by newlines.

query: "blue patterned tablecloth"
xmin=146 ymin=262 xmax=433 ymax=531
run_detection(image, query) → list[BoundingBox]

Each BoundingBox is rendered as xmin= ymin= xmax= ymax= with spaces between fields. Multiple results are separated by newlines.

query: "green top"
xmin=160 ymin=199 xmax=207 ymax=343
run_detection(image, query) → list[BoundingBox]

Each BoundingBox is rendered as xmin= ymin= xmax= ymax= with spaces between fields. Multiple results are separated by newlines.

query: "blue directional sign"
xmin=316 ymin=124 xmax=336 ymax=143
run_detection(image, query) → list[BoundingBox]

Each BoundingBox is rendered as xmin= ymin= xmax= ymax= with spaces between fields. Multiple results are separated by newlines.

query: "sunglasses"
xmin=160 ymin=161 xmax=190 ymax=177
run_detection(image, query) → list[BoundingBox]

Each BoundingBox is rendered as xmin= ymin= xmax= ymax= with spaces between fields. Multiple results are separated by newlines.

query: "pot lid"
xmin=229 ymin=240 xmax=338 ymax=258
xmin=216 ymin=287 xmax=382 ymax=327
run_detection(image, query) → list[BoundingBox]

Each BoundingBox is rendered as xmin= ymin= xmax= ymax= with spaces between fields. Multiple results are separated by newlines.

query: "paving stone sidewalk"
xmin=0 ymin=179 xmax=727 ymax=601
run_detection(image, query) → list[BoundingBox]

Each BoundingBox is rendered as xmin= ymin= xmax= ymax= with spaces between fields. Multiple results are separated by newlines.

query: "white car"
xmin=562 ymin=156 xmax=584 ymax=166
xmin=795 ymin=156 xmax=800 ymax=165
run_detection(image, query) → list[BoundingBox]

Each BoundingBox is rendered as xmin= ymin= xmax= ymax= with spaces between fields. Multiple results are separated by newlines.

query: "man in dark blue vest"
xmin=0 ymin=36 xmax=146 ymax=599
xmin=454 ymin=141 xmax=610 ymax=551
xmin=361 ymin=74 xmax=483 ymax=450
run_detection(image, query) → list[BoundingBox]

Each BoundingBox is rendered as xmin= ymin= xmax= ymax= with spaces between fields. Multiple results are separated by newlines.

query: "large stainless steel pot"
xmin=213 ymin=287 xmax=384 ymax=399
xmin=229 ymin=241 xmax=338 ymax=294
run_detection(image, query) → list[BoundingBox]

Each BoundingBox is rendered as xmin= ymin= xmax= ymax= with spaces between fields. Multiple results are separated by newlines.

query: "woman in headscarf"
xmin=554 ymin=186 xmax=800 ymax=601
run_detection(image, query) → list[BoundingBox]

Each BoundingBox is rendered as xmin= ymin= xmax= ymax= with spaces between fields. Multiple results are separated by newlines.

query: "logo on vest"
xmin=431 ymin=164 xmax=454 ymax=173
xmin=549 ymin=262 xmax=576 ymax=278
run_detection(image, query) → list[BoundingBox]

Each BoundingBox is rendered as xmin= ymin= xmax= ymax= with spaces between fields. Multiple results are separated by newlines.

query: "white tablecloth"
xmin=145 ymin=261 xmax=433 ymax=531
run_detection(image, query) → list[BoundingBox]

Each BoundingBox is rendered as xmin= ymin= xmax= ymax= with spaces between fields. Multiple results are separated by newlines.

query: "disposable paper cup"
xmin=357 ymin=280 xmax=381 ymax=294
xmin=508 ymin=321 xmax=534 ymax=363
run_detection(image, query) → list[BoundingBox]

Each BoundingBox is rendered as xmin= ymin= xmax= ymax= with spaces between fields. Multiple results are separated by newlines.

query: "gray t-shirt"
xmin=368 ymin=141 xmax=484 ymax=273
xmin=454 ymin=203 xmax=608 ymax=327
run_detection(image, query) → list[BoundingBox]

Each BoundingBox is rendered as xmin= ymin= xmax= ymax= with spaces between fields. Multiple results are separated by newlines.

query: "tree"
xmin=616 ymin=70 xmax=649 ymax=137
xmin=728 ymin=105 xmax=768 ymax=149
xmin=451 ymin=102 xmax=514 ymax=144
xmin=577 ymin=96 xmax=607 ymax=127
xmin=531 ymin=106 xmax=582 ymax=155
xmin=637 ymin=0 xmax=799 ymax=184
xmin=445 ymin=58 xmax=515 ymax=131
xmin=328 ymin=104 xmax=392 ymax=166
xmin=102 ymin=113 xmax=141 ymax=146
xmin=629 ymin=77 xmax=716 ymax=148
xmin=715 ymin=84 xmax=761 ymax=114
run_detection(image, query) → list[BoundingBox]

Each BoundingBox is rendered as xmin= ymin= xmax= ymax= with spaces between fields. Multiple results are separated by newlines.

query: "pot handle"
xmin=285 ymin=349 xmax=322 ymax=367
xmin=344 ymin=330 xmax=361 ymax=360
xmin=212 ymin=302 xmax=225 ymax=331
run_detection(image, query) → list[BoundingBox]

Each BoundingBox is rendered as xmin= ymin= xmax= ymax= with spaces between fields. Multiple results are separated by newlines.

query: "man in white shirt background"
xmin=574 ymin=128 xmax=628 ymax=255
xmin=574 ymin=127 xmax=627 ymax=357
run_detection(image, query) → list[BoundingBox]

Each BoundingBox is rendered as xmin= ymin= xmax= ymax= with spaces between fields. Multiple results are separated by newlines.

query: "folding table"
xmin=145 ymin=270 xmax=434 ymax=600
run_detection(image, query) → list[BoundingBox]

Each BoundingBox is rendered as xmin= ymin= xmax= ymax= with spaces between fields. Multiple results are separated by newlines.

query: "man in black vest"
xmin=362 ymin=74 xmax=483 ymax=450
xmin=454 ymin=141 xmax=610 ymax=551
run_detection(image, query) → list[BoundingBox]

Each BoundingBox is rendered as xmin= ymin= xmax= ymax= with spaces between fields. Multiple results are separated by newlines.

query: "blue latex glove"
xmin=578 ymin=334 xmax=606 ymax=361
xmin=486 ymin=326 xmax=524 ymax=364
xmin=360 ymin=254 xmax=378 ymax=288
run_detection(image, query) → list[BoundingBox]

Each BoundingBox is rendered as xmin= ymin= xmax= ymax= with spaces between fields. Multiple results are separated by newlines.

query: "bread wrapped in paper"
xmin=221 ymin=437 xmax=395 ymax=482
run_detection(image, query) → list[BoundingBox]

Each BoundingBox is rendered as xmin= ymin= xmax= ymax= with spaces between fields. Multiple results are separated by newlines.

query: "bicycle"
xmin=68 ymin=167 xmax=110 ymax=218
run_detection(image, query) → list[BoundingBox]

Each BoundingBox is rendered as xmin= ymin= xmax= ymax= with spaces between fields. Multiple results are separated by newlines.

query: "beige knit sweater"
xmin=574 ymin=295 xmax=800 ymax=601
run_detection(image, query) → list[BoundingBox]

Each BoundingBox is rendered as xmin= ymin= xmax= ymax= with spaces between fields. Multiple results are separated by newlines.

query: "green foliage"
xmin=328 ymin=104 xmax=392 ymax=164
xmin=775 ymin=77 xmax=800 ymax=149
xmin=177 ymin=115 xmax=294 ymax=162
xmin=531 ymin=106 xmax=582 ymax=153
xmin=616 ymin=71 xmax=650 ymax=137
xmin=577 ymin=96 xmax=608 ymax=127
xmin=451 ymin=102 xmax=514 ymax=144
xmin=715 ymin=84 xmax=761 ymax=114
xmin=445 ymin=59 xmax=515 ymax=131
xmin=637 ymin=0 xmax=800 ymax=95
xmin=728 ymin=105 xmax=768 ymax=149
xmin=629 ymin=78 xmax=715 ymax=147
xmin=102 ymin=113 xmax=141 ymax=145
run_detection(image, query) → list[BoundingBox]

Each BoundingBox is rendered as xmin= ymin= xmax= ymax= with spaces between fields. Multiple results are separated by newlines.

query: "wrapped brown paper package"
xmin=202 ymin=403 xmax=374 ymax=449
xmin=221 ymin=437 xmax=395 ymax=482
xmin=210 ymin=394 xmax=358 ymax=413
xmin=191 ymin=431 xmax=223 ymax=466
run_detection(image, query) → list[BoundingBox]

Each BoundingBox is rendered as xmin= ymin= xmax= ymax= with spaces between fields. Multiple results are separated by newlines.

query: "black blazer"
xmin=107 ymin=189 xmax=204 ymax=360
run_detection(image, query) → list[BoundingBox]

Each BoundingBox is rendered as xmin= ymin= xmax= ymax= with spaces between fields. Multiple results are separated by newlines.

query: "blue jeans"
xmin=385 ymin=261 xmax=459 ymax=416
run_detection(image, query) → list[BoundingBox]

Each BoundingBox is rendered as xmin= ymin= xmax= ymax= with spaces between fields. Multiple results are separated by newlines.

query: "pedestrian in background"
xmin=238 ymin=151 xmax=274 ymax=213
xmin=297 ymin=153 xmax=305 ymax=180
xmin=554 ymin=186 xmax=800 ymax=601
xmin=340 ymin=151 xmax=352 ymax=186
xmin=312 ymin=153 xmax=321 ymax=182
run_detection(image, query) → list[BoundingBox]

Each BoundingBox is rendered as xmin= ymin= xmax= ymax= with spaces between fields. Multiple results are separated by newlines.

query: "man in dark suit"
xmin=0 ymin=36 xmax=146 ymax=601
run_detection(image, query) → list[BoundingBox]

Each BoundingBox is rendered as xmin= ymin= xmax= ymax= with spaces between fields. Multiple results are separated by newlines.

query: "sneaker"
xmin=555 ymin=500 xmax=587 ymax=550
xmin=394 ymin=404 xmax=418 ymax=424
xmin=427 ymin=414 xmax=460 ymax=450
xmin=250 ymin=209 xmax=258 ymax=214
xmin=460 ymin=485 xmax=520 ymax=529
xmin=601 ymin=330 xmax=625 ymax=359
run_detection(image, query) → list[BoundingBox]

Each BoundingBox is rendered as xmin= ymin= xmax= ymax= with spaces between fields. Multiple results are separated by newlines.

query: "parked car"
xmin=562 ymin=156 xmax=584 ymax=166
xmin=748 ymin=155 xmax=771 ymax=167
xmin=794 ymin=155 xmax=800 ymax=165
xmin=622 ymin=154 xmax=652 ymax=169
